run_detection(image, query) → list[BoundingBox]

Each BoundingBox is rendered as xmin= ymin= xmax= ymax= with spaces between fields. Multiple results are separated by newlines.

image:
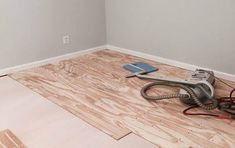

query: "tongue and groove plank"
xmin=10 ymin=49 xmax=235 ymax=147
xmin=0 ymin=130 xmax=26 ymax=148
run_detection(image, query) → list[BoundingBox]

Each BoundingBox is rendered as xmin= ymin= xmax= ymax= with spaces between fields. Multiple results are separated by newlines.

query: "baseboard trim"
xmin=2 ymin=44 xmax=234 ymax=82
xmin=107 ymin=45 xmax=235 ymax=82
xmin=0 ymin=45 xmax=106 ymax=76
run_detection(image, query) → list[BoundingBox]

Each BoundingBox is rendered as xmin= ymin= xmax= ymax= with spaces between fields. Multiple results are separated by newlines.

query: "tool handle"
xmin=136 ymin=74 xmax=215 ymax=99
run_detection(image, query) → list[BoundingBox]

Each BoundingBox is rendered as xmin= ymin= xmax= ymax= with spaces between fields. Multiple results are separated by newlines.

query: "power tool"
xmin=124 ymin=62 xmax=235 ymax=119
xmin=137 ymin=69 xmax=218 ymax=110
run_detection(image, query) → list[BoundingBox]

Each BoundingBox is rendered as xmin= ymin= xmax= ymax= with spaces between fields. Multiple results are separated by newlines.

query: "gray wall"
xmin=106 ymin=0 xmax=235 ymax=74
xmin=1 ymin=0 xmax=235 ymax=75
xmin=0 ymin=0 xmax=106 ymax=69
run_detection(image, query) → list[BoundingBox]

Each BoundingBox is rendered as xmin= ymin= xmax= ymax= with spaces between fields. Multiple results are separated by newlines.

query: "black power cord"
xmin=183 ymin=77 xmax=235 ymax=120
xmin=0 ymin=74 xmax=7 ymax=78
xmin=141 ymin=81 xmax=218 ymax=110
xmin=140 ymin=75 xmax=235 ymax=120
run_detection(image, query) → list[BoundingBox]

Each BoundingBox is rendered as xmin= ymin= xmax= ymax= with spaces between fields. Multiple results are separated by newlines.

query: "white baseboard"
xmin=0 ymin=45 xmax=106 ymax=76
xmin=107 ymin=45 xmax=235 ymax=82
xmin=1 ymin=44 xmax=234 ymax=82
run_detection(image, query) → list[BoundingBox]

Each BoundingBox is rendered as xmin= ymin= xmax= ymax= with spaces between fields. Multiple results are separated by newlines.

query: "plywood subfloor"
xmin=10 ymin=49 xmax=235 ymax=147
xmin=0 ymin=129 xmax=26 ymax=148
xmin=0 ymin=77 xmax=154 ymax=148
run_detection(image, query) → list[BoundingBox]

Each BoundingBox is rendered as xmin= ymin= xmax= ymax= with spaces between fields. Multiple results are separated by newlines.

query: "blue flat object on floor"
xmin=123 ymin=62 xmax=158 ymax=74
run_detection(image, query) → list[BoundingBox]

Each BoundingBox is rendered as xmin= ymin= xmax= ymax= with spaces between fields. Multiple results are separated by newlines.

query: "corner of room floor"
xmin=3 ymin=49 xmax=234 ymax=147
xmin=1 ymin=1 xmax=235 ymax=147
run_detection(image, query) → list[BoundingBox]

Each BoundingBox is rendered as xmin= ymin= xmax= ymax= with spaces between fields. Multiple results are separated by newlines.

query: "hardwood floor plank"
xmin=0 ymin=130 xmax=26 ymax=148
xmin=10 ymin=49 xmax=235 ymax=147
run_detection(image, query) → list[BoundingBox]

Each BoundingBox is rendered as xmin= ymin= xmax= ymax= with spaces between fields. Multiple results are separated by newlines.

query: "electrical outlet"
xmin=62 ymin=35 xmax=70 ymax=44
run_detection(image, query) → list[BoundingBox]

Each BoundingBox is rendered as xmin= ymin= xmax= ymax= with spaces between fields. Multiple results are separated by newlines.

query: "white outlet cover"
xmin=63 ymin=35 xmax=70 ymax=44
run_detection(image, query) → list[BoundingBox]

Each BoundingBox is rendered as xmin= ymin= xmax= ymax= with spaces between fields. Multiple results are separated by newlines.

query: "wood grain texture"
xmin=0 ymin=77 xmax=155 ymax=148
xmin=10 ymin=49 xmax=235 ymax=147
xmin=0 ymin=130 xmax=26 ymax=148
